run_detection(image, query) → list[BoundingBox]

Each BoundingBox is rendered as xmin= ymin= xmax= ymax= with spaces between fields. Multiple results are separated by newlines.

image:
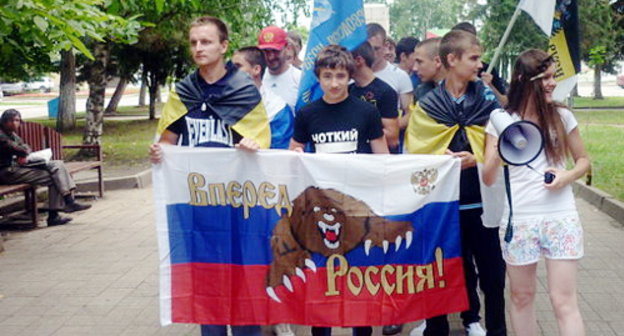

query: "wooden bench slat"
xmin=0 ymin=184 xmax=33 ymax=195
xmin=65 ymin=161 xmax=104 ymax=175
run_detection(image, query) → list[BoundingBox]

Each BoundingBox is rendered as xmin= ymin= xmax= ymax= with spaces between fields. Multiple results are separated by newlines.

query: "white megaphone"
xmin=490 ymin=111 xmax=543 ymax=166
xmin=490 ymin=110 xmax=555 ymax=184
xmin=490 ymin=111 xmax=555 ymax=243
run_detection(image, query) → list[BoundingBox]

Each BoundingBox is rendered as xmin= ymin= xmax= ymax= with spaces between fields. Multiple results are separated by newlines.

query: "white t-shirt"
xmin=262 ymin=65 xmax=301 ymax=112
xmin=485 ymin=108 xmax=578 ymax=217
xmin=260 ymin=85 xmax=289 ymax=122
xmin=374 ymin=62 xmax=413 ymax=97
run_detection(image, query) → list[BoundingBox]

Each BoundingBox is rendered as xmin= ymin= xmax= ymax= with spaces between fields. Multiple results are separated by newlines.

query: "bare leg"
xmin=545 ymin=259 xmax=584 ymax=336
xmin=507 ymin=263 xmax=538 ymax=336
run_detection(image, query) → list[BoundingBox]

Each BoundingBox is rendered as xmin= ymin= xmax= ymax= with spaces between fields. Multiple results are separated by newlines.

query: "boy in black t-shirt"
xmin=289 ymin=45 xmax=388 ymax=155
xmin=290 ymin=45 xmax=387 ymax=336
xmin=349 ymin=41 xmax=399 ymax=153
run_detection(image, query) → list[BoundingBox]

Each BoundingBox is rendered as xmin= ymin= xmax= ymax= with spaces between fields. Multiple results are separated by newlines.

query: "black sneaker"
xmin=63 ymin=202 xmax=92 ymax=213
xmin=47 ymin=216 xmax=72 ymax=226
xmin=383 ymin=325 xmax=403 ymax=335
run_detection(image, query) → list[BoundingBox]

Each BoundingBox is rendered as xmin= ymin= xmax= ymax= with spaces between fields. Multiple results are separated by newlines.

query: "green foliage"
xmin=387 ymin=0 xmax=470 ymax=39
xmin=0 ymin=0 xmax=140 ymax=80
xmin=588 ymin=45 xmax=608 ymax=67
xmin=479 ymin=0 xmax=548 ymax=79
xmin=110 ymin=0 xmax=307 ymax=87
xmin=580 ymin=0 xmax=621 ymax=74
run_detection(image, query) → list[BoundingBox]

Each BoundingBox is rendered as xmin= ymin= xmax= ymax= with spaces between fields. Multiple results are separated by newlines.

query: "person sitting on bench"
xmin=0 ymin=109 xmax=91 ymax=226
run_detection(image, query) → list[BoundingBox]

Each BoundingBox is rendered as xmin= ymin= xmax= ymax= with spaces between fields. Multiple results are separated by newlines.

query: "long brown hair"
xmin=507 ymin=49 xmax=568 ymax=164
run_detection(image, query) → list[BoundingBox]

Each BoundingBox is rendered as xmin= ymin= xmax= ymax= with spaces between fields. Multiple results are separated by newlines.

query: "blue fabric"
xmin=295 ymin=0 xmax=367 ymax=111
xmin=269 ymin=105 xmax=294 ymax=149
xmin=166 ymin=201 xmax=460 ymax=265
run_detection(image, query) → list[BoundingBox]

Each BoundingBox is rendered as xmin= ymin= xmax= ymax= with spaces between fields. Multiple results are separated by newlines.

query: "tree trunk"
xmin=57 ymin=50 xmax=76 ymax=132
xmin=148 ymin=83 xmax=158 ymax=120
xmin=139 ymin=70 xmax=147 ymax=106
xmin=155 ymin=85 xmax=162 ymax=103
xmin=571 ymin=84 xmax=579 ymax=97
xmin=83 ymin=43 xmax=110 ymax=145
xmin=104 ymin=77 xmax=128 ymax=115
xmin=593 ymin=65 xmax=603 ymax=100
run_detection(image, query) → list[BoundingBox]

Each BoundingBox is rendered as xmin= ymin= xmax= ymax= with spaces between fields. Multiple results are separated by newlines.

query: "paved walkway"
xmin=1 ymin=187 xmax=623 ymax=336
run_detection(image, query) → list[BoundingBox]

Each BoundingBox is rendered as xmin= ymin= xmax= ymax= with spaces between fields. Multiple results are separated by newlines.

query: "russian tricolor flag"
xmin=153 ymin=147 xmax=467 ymax=326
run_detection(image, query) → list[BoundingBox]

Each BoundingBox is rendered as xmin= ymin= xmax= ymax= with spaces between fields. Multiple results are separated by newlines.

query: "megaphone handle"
xmin=503 ymin=166 xmax=514 ymax=243
xmin=527 ymin=164 xmax=556 ymax=184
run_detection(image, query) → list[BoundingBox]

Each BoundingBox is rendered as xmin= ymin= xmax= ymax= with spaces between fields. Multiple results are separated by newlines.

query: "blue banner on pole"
xmin=295 ymin=0 xmax=367 ymax=111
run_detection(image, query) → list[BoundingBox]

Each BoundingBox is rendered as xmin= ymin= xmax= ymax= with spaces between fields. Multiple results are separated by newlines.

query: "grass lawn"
xmin=573 ymin=96 xmax=624 ymax=108
xmin=579 ymin=124 xmax=624 ymax=201
xmin=574 ymin=109 xmax=624 ymax=125
xmin=32 ymin=104 xmax=162 ymax=172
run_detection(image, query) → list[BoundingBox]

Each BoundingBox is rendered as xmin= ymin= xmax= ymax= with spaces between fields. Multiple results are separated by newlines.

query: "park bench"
xmin=0 ymin=184 xmax=38 ymax=227
xmin=0 ymin=121 xmax=103 ymax=227
xmin=17 ymin=121 xmax=104 ymax=198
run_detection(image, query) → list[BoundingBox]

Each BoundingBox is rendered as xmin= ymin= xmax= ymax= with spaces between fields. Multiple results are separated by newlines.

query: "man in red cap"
xmin=258 ymin=26 xmax=301 ymax=112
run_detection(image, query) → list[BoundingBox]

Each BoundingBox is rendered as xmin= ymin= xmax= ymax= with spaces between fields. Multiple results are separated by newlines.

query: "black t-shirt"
xmin=349 ymin=78 xmax=398 ymax=119
xmin=167 ymin=70 xmax=242 ymax=147
xmin=293 ymin=95 xmax=384 ymax=154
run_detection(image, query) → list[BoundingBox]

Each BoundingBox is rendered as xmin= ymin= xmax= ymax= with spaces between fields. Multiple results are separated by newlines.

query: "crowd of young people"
xmin=149 ymin=15 xmax=589 ymax=336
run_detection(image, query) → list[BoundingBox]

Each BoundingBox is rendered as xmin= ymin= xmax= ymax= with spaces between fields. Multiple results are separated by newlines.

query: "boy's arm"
xmin=398 ymin=92 xmax=413 ymax=130
xmin=481 ymin=72 xmax=508 ymax=106
xmin=370 ymin=136 xmax=390 ymax=154
xmin=150 ymin=130 xmax=179 ymax=164
xmin=381 ymin=118 xmax=399 ymax=149
xmin=288 ymin=139 xmax=305 ymax=152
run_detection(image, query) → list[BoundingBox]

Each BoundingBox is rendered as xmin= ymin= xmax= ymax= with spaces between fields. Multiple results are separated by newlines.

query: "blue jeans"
xmin=200 ymin=325 xmax=261 ymax=336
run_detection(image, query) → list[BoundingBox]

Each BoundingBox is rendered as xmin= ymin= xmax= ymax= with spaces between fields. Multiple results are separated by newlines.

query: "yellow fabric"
xmin=157 ymin=90 xmax=187 ymax=136
xmin=405 ymin=103 xmax=486 ymax=163
xmin=156 ymin=90 xmax=270 ymax=149
xmin=465 ymin=125 xmax=485 ymax=163
xmin=549 ymin=25 xmax=576 ymax=82
xmin=231 ymin=102 xmax=271 ymax=149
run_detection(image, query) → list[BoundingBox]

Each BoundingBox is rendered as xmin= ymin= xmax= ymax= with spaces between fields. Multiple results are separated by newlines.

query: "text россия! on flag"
xmin=153 ymin=148 xmax=467 ymax=326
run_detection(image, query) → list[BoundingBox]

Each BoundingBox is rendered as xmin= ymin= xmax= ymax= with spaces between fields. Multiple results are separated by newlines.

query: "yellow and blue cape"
xmin=405 ymin=80 xmax=499 ymax=163
xmin=157 ymin=63 xmax=271 ymax=149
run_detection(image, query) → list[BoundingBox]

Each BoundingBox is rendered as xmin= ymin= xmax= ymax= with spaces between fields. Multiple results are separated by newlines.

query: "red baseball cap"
xmin=257 ymin=26 xmax=288 ymax=50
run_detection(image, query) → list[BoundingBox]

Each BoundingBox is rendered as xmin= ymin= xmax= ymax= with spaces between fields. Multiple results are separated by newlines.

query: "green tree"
xmin=388 ymin=0 xmax=467 ymax=39
xmin=479 ymin=0 xmax=548 ymax=80
xmin=579 ymin=0 xmax=621 ymax=99
xmin=78 ymin=0 xmax=306 ymax=145
xmin=0 ymin=0 xmax=133 ymax=79
xmin=54 ymin=4 xmax=139 ymax=142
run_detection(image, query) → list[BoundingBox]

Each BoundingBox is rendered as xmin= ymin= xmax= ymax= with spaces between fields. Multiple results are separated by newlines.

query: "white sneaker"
xmin=408 ymin=321 xmax=427 ymax=336
xmin=465 ymin=322 xmax=486 ymax=336
xmin=274 ymin=324 xmax=295 ymax=336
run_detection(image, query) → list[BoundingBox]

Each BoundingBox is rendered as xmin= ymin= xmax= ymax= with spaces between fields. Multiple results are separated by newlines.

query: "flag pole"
xmin=486 ymin=4 xmax=522 ymax=74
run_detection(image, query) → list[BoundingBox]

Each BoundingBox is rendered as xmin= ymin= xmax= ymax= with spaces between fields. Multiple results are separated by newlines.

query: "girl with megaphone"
xmin=482 ymin=49 xmax=590 ymax=336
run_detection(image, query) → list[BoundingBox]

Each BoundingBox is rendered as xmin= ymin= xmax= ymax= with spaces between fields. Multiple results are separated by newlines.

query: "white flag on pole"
xmin=519 ymin=0 xmax=556 ymax=36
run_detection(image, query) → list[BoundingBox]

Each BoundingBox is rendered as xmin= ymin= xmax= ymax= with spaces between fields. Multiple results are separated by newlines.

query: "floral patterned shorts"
xmin=499 ymin=212 xmax=584 ymax=266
